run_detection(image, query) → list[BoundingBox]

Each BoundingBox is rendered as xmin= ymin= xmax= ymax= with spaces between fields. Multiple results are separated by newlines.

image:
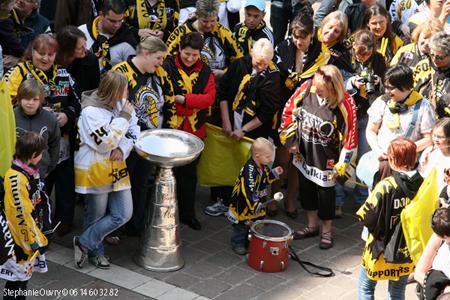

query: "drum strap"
xmin=289 ymin=246 xmax=335 ymax=277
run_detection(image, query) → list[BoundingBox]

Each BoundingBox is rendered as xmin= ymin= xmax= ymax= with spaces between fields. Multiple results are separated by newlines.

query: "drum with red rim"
xmin=247 ymin=220 xmax=293 ymax=273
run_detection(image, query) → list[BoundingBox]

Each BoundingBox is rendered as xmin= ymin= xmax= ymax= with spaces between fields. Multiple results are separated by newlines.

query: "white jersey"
xmin=75 ymin=96 xmax=140 ymax=194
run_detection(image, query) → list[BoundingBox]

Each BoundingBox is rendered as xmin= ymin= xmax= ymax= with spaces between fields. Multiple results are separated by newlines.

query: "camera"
xmin=359 ymin=67 xmax=376 ymax=95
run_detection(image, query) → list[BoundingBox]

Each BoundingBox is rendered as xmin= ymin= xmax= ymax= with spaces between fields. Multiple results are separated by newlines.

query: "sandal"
xmin=319 ymin=231 xmax=334 ymax=250
xmin=293 ymin=226 xmax=319 ymax=240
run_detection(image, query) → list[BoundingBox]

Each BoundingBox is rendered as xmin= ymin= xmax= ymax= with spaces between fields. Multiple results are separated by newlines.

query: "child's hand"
xmin=274 ymin=166 xmax=284 ymax=176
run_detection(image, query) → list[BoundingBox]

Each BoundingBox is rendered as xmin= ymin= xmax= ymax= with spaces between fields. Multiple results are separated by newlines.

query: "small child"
xmin=1 ymin=132 xmax=49 ymax=297
xmin=14 ymin=78 xmax=60 ymax=178
xmin=227 ymin=137 xmax=283 ymax=255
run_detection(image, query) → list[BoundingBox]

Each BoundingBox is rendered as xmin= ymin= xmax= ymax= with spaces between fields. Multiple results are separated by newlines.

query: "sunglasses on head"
xmin=316 ymin=69 xmax=332 ymax=81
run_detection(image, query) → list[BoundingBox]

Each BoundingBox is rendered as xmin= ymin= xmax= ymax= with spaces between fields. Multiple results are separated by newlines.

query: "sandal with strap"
xmin=319 ymin=231 xmax=334 ymax=250
xmin=293 ymin=226 xmax=319 ymax=240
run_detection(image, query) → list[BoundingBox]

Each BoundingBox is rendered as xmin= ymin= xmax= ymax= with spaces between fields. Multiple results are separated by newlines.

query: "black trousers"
xmin=4 ymin=280 xmax=28 ymax=300
xmin=298 ymin=171 xmax=336 ymax=220
xmin=174 ymin=157 xmax=200 ymax=220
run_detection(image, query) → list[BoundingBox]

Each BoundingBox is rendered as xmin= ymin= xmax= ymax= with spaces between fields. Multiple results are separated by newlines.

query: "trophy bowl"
xmin=135 ymin=129 xmax=204 ymax=167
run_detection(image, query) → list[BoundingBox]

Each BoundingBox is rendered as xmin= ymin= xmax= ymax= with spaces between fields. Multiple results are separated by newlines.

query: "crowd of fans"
xmin=2 ymin=0 xmax=450 ymax=298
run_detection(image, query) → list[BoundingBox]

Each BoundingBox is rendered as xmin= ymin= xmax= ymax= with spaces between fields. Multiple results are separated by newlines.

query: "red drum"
xmin=247 ymin=220 xmax=293 ymax=272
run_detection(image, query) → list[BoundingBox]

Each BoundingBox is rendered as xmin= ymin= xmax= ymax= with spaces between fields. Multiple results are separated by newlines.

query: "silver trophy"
xmin=134 ymin=129 xmax=204 ymax=271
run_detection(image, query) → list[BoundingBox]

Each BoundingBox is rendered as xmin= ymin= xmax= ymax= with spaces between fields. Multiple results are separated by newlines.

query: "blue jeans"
xmin=336 ymin=116 xmax=370 ymax=207
xmin=231 ymin=222 xmax=249 ymax=249
xmin=79 ymin=189 xmax=133 ymax=256
xmin=358 ymin=267 xmax=408 ymax=300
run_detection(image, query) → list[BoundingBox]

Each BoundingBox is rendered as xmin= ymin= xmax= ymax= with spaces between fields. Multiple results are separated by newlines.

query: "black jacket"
xmin=67 ymin=51 xmax=101 ymax=95
xmin=219 ymin=55 xmax=280 ymax=140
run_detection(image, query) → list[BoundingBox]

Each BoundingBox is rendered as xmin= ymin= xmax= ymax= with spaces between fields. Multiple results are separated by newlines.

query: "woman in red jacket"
xmin=163 ymin=32 xmax=216 ymax=230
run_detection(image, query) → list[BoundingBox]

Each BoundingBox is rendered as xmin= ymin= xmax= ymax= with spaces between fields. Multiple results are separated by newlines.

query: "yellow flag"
xmin=197 ymin=124 xmax=253 ymax=186
xmin=401 ymin=168 xmax=439 ymax=263
xmin=0 ymin=80 xmax=15 ymax=176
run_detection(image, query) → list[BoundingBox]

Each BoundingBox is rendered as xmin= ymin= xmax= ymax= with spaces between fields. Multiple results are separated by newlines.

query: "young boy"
xmin=233 ymin=0 xmax=274 ymax=56
xmin=227 ymin=137 xmax=283 ymax=255
xmin=1 ymin=132 xmax=49 ymax=297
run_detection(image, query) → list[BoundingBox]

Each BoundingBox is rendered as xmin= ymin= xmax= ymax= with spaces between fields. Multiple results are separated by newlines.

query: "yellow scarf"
xmin=176 ymin=68 xmax=201 ymax=131
xmin=136 ymin=0 xmax=167 ymax=30
xmin=386 ymin=90 xmax=422 ymax=129
xmin=25 ymin=60 xmax=59 ymax=98
xmin=235 ymin=21 xmax=267 ymax=53
xmin=91 ymin=16 xmax=110 ymax=69
xmin=232 ymin=73 xmax=254 ymax=115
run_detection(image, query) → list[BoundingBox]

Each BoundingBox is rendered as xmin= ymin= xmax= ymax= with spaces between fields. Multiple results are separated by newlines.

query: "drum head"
xmin=250 ymin=220 xmax=293 ymax=241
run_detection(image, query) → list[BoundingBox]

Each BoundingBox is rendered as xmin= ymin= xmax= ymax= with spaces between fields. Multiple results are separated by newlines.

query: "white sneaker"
xmin=204 ymin=199 xmax=228 ymax=216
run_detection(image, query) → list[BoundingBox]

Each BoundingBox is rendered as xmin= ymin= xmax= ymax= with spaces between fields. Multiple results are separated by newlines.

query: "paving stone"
xmin=189 ymin=279 xmax=232 ymax=298
xmin=133 ymin=280 xmax=176 ymax=298
xmin=207 ymin=229 xmax=232 ymax=246
xmin=182 ymin=246 xmax=210 ymax=266
xmin=183 ymin=261 xmax=225 ymax=279
xmin=205 ymin=251 xmax=244 ymax=269
xmin=165 ymin=272 xmax=201 ymax=288
xmin=255 ymin=283 xmax=305 ymax=300
xmin=214 ymin=283 xmax=264 ymax=300
xmin=303 ymin=283 xmax=349 ymax=299
xmin=214 ymin=266 xmax=256 ymax=286
xmin=245 ymin=272 xmax=286 ymax=291
xmin=132 ymin=266 xmax=174 ymax=281
xmin=89 ymin=263 xmax=151 ymax=290
xmin=157 ymin=287 xmax=199 ymax=300
xmin=191 ymin=238 xmax=229 ymax=253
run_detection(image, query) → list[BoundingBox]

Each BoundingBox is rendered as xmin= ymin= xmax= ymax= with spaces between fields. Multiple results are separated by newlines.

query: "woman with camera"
xmin=364 ymin=64 xmax=435 ymax=185
xmin=279 ymin=65 xmax=357 ymax=249
xmin=335 ymin=29 xmax=386 ymax=215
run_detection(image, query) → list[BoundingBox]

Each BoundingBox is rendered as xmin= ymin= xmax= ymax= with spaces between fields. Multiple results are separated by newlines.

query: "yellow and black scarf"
xmin=235 ymin=21 xmax=267 ymax=54
xmin=136 ymin=0 xmax=167 ymax=30
xmin=90 ymin=16 xmax=112 ymax=70
xmin=24 ymin=60 xmax=58 ymax=94
xmin=386 ymin=90 xmax=422 ymax=129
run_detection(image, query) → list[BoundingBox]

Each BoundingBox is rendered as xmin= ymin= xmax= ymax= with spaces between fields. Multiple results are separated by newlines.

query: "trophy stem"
xmin=134 ymin=166 xmax=184 ymax=271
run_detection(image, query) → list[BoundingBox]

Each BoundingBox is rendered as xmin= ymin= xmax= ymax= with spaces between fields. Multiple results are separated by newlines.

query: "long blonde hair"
xmin=97 ymin=70 xmax=128 ymax=107
xmin=319 ymin=11 xmax=348 ymax=45
xmin=312 ymin=65 xmax=346 ymax=108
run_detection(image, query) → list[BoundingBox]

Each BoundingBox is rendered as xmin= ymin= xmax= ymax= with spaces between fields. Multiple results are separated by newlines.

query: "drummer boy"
xmin=227 ymin=137 xmax=283 ymax=255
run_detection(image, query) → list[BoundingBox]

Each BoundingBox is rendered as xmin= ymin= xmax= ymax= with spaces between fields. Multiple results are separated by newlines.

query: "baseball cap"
xmin=245 ymin=0 xmax=266 ymax=12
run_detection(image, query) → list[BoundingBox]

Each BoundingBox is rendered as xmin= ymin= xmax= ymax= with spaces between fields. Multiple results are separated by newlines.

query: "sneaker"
xmin=204 ymin=199 xmax=228 ymax=216
xmin=232 ymin=245 xmax=248 ymax=256
xmin=73 ymin=236 xmax=87 ymax=269
xmin=335 ymin=206 xmax=343 ymax=218
xmin=89 ymin=255 xmax=110 ymax=269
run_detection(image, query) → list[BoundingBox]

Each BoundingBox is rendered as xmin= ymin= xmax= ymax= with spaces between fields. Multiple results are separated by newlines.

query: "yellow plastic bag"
xmin=197 ymin=124 xmax=253 ymax=186
xmin=0 ymin=80 xmax=15 ymax=177
xmin=401 ymin=168 xmax=439 ymax=263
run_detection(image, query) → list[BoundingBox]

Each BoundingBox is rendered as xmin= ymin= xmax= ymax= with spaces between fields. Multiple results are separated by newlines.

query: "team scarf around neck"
xmin=91 ymin=16 xmax=112 ymax=70
xmin=25 ymin=60 xmax=58 ymax=94
xmin=386 ymin=90 xmax=422 ymax=129
xmin=236 ymin=21 xmax=267 ymax=52
xmin=176 ymin=65 xmax=201 ymax=131
xmin=136 ymin=0 xmax=167 ymax=30
xmin=232 ymin=73 xmax=255 ymax=116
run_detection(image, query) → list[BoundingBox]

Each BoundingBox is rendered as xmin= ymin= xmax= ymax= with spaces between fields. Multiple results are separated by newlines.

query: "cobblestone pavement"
xmin=38 ymin=186 xmax=417 ymax=300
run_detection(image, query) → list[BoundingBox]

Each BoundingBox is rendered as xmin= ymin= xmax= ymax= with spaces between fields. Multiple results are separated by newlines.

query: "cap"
xmin=245 ymin=0 xmax=266 ymax=12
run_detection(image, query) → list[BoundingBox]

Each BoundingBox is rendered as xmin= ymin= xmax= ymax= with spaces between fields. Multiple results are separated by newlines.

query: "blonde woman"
xmin=318 ymin=11 xmax=353 ymax=76
xmin=279 ymin=65 xmax=358 ymax=249
xmin=73 ymin=70 xmax=140 ymax=269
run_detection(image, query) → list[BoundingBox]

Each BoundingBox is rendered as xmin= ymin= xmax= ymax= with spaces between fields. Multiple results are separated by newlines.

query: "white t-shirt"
xmin=367 ymin=98 xmax=435 ymax=152
xmin=418 ymin=147 xmax=450 ymax=192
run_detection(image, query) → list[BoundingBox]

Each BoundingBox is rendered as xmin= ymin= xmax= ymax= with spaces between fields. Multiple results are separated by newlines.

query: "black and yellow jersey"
xmin=357 ymin=171 xmax=423 ymax=280
xmin=166 ymin=20 xmax=243 ymax=70
xmin=414 ymin=57 xmax=450 ymax=118
xmin=3 ymin=163 xmax=48 ymax=260
xmin=229 ymin=157 xmax=279 ymax=222
xmin=125 ymin=0 xmax=180 ymax=41
xmin=112 ymin=57 xmax=177 ymax=129
xmin=391 ymin=42 xmax=425 ymax=68
xmin=233 ymin=21 xmax=274 ymax=56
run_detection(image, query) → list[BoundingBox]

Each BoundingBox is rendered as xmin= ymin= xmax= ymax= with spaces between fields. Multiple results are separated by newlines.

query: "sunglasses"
xmin=316 ymin=69 xmax=332 ymax=81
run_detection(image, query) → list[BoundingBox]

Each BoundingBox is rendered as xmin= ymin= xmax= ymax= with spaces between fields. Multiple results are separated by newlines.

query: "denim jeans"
xmin=358 ymin=267 xmax=408 ymax=300
xmin=231 ymin=222 xmax=249 ymax=249
xmin=270 ymin=0 xmax=292 ymax=45
xmin=79 ymin=189 xmax=133 ymax=256
xmin=336 ymin=116 xmax=370 ymax=207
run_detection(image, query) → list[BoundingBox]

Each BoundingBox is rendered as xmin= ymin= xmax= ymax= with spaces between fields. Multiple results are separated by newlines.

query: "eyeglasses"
xmin=316 ymin=69 xmax=332 ymax=81
xmin=430 ymin=53 xmax=448 ymax=61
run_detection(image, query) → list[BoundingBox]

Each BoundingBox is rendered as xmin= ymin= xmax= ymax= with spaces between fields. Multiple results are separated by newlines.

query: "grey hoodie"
xmin=14 ymin=106 xmax=61 ymax=177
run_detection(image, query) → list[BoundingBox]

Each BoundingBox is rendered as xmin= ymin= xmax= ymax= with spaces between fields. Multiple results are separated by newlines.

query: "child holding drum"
xmin=227 ymin=137 xmax=283 ymax=255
